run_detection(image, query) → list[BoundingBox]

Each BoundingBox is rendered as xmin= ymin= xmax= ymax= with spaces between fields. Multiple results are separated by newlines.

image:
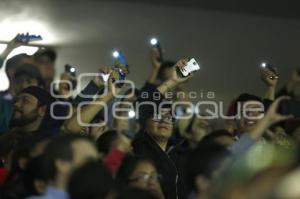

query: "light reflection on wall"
xmin=0 ymin=19 xmax=54 ymax=44
xmin=0 ymin=44 xmax=39 ymax=59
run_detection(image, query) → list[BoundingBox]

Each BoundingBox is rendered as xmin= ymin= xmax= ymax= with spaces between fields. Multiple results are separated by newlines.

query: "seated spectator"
xmin=115 ymin=155 xmax=165 ymax=199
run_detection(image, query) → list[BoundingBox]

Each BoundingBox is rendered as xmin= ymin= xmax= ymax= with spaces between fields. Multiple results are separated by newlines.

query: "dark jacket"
xmin=133 ymin=81 xmax=188 ymax=199
xmin=132 ymin=132 xmax=179 ymax=199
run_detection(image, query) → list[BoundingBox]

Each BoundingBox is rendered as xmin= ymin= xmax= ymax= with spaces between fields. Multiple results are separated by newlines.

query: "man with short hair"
xmin=133 ymin=59 xmax=192 ymax=199
xmin=34 ymin=49 xmax=57 ymax=92
xmin=10 ymin=86 xmax=66 ymax=137
xmin=13 ymin=63 xmax=44 ymax=94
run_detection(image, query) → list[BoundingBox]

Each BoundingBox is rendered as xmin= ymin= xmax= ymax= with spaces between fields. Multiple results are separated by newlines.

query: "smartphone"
xmin=112 ymin=50 xmax=129 ymax=88
xmin=16 ymin=33 xmax=43 ymax=42
xmin=65 ymin=64 xmax=76 ymax=76
xmin=260 ymin=62 xmax=279 ymax=79
xmin=150 ymin=38 xmax=163 ymax=62
xmin=178 ymin=58 xmax=200 ymax=77
xmin=113 ymin=50 xmax=128 ymax=67
xmin=279 ymin=99 xmax=300 ymax=118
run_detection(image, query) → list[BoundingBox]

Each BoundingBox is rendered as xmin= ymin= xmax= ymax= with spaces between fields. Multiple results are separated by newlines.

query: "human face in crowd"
xmin=58 ymin=73 xmax=76 ymax=97
xmin=146 ymin=110 xmax=173 ymax=142
xmin=13 ymin=75 xmax=39 ymax=95
xmin=238 ymin=100 xmax=265 ymax=133
xmin=35 ymin=56 xmax=55 ymax=82
xmin=11 ymin=93 xmax=44 ymax=128
xmin=128 ymin=161 xmax=164 ymax=198
xmin=190 ymin=118 xmax=212 ymax=143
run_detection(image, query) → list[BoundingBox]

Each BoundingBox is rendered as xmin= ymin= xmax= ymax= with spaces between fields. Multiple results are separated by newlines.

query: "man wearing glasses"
xmin=133 ymin=59 xmax=192 ymax=199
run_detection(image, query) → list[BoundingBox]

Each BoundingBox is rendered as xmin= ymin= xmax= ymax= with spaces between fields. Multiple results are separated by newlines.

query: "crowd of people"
xmin=0 ymin=35 xmax=299 ymax=199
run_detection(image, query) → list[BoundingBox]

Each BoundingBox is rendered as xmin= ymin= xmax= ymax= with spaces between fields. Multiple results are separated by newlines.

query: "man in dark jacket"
xmin=133 ymin=59 xmax=192 ymax=199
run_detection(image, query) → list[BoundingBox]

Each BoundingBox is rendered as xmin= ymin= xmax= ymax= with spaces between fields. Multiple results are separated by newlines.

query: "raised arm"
xmin=0 ymin=34 xmax=28 ymax=61
xmin=147 ymin=47 xmax=162 ymax=84
xmin=64 ymin=69 xmax=120 ymax=133
xmin=260 ymin=67 xmax=278 ymax=101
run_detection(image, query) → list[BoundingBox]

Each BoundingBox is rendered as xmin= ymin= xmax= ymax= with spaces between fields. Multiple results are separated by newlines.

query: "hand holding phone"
xmin=65 ymin=64 xmax=76 ymax=76
xmin=178 ymin=58 xmax=200 ymax=77
xmin=150 ymin=38 xmax=163 ymax=63
xmin=113 ymin=50 xmax=128 ymax=67
xmin=260 ymin=62 xmax=279 ymax=79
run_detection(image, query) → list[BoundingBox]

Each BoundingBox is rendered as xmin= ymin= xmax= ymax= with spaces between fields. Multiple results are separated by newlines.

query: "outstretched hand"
xmin=249 ymin=96 xmax=294 ymax=140
xmin=7 ymin=34 xmax=29 ymax=50
xmin=260 ymin=67 xmax=278 ymax=87
xmin=170 ymin=58 xmax=193 ymax=84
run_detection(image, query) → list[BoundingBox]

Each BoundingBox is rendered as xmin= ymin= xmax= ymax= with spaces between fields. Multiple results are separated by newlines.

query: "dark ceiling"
xmin=99 ymin=0 xmax=300 ymax=19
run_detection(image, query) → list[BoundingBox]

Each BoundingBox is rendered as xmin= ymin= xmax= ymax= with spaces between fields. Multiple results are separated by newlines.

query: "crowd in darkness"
xmin=0 ymin=34 xmax=300 ymax=199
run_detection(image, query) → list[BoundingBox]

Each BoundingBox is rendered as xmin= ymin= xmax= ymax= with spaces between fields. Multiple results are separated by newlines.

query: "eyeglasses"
xmin=128 ymin=173 xmax=162 ymax=183
xmin=151 ymin=114 xmax=174 ymax=124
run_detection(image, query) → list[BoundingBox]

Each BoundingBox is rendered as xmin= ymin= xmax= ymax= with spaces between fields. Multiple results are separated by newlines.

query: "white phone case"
xmin=180 ymin=58 xmax=200 ymax=76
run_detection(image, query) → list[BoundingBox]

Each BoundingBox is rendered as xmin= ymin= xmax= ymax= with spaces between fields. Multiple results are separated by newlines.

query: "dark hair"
xmin=68 ymin=160 xmax=113 ymax=199
xmin=23 ymin=155 xmax=47 ymax=197
xmin=187 ymin=142 xmax=231 ymax=190
xmin=0 ymin=135 xmax=47 ymax=199
xmin=6 ymin=54 xmax=30 ymax=75
xmin=115 ymin=155 xmax=156 ymax=193
xmin=116 ymin=187 xmax=159 ymax=199
xmin=96 ymin=130 xmax=118 ymax=155
xmin=0 ymin=132 xmax=28 ymax=165
xmin=14 ymin=63 xmax=44 ymax=87
xmin=42 ymin=134 xmax=93 ymax=180
xmin=233 ymin=93 xmax=269 ymax=115
xmin=157 ymin=61 xmax=175 ymax=81
xmin=34 ymin=49 xmax=57 ymax=62
xmin=198 ymin=129 xmax=233 ymax=147
xmin=10 ymin=135 xmax=47 ymax=175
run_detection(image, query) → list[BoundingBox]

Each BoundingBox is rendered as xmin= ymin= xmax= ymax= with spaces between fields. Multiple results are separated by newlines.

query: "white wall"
xmin=20 ymin=0 xmax=299 ymax=107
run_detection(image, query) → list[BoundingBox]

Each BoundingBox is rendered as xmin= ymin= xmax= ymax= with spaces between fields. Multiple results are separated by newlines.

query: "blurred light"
xmin=150 ymin=38 xmax=158 ymax=45
xmin=0 ymin=44 xmax=6 ymax=54
xmin=0 ymin=19 xmax=54 ymax=44
xmin=0 ymin=44 xmax=39 ymax=57
xmin=260 ymin=62 xmax=267 ymax=68
xmin=186 ymin=107 xmax=193 ymax=114
xmin=6 ymin=46 xmax=39 ymax=59
xmin=246 ymin=143 xmax=274 ymax=171
xmin=112 ymin=51 xmax=119 ymax=58
xmin=128 ymin=110 xmax=135 ymax=118
xmin=70 ymin=67 xmax=76 ymax=73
